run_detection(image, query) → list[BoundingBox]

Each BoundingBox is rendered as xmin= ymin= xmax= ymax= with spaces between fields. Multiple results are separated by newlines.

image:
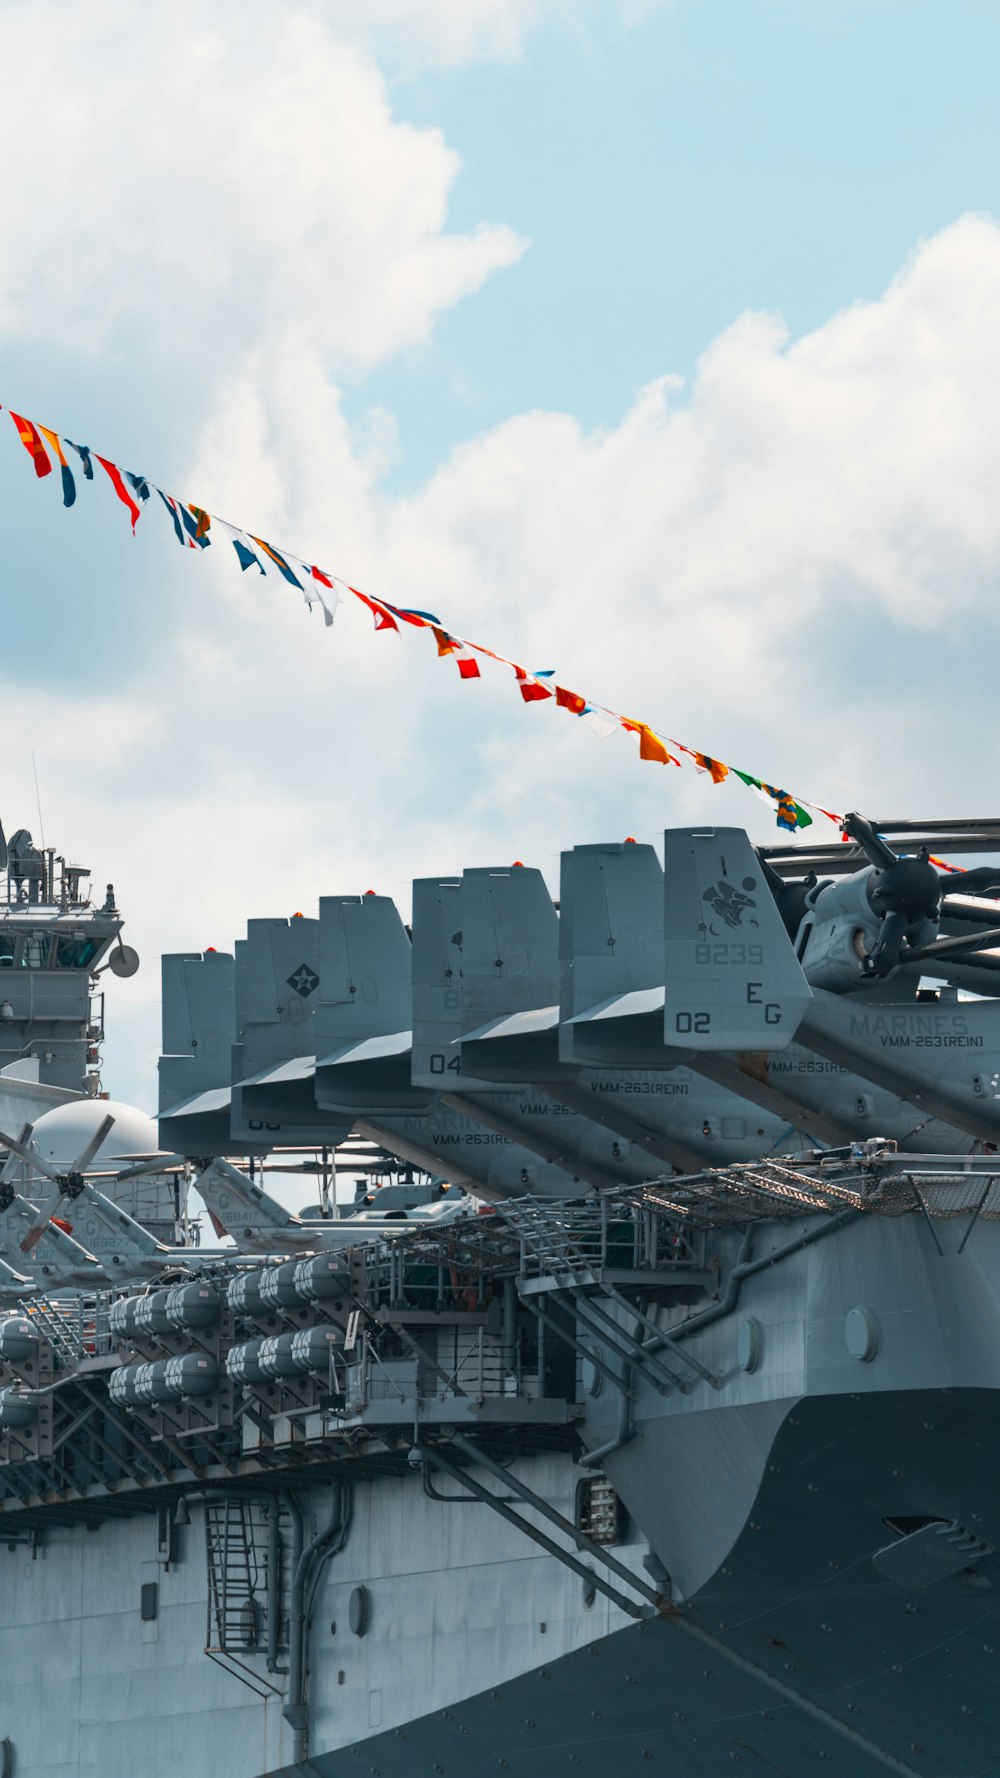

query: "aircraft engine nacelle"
xmin=797 ymin=872 xmax=877 ymax=990
xmin=797 ymin=870 xmax=938 ymax=991
xmin=796 ymin=910 xmax=873 ymax=992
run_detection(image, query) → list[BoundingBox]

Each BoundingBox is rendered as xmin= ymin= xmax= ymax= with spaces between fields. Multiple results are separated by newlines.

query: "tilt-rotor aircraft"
xmin=656 ymin=814 xmax=1000 ymax=1145
xmin=160 ymin=893 xmax=660 ymax=1211
xmin=547 ymin=827 xmax=995 ymax=1154
xmin=157 ymin=866 xmax=833 ymax=1252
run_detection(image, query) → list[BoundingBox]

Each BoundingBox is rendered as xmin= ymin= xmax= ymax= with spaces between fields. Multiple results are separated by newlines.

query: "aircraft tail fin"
xmin=559 ymin=841 xmax=664 ymax=1019
xmin=459 ymin=865 xmax=559 ymax=1032
xmin=411 ymin=877 xmax=470 ymax=1090
xmin=237 ymin=917 xmax=321 ymax=1077
xmin=194 ymin=1157 xmax=304 ymax=1244
xmin=663 ymin=827 xmax=812 ymax=1050
xmin=159 ymin=951 xmax=235 ymax=1111
xmin=318 ymin=895 xmax=412 ymax=1051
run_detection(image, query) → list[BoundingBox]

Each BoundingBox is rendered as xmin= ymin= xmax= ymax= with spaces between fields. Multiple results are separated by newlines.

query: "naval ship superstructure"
xmin=2 ymin=815 xmax=1000 ymax=1777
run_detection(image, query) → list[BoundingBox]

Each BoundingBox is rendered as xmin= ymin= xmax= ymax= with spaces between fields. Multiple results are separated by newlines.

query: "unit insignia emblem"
xmin=702 ymin=878 xmax=759 ymax=931
xmin=287 ymin=964 xmax=319 ymax=998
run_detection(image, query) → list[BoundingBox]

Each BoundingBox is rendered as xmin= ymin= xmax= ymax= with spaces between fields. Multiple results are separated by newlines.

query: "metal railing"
xmin=23 ymin=1292 xmax=118 ymax=1361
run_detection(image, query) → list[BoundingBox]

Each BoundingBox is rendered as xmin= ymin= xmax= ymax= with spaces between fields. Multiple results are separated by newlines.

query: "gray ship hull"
xmin=271 ymin=1390 xmax=1000 ymax=1778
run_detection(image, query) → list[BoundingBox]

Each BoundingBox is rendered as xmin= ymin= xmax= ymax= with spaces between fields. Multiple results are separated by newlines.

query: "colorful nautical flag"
xmin=678 ymin=746 xmax=729 ymax=784
xmin=176 ymin=503 xmax=210 ymax=549
xmin=432 ymin=626 xmax=481 ymax=678
xmin=9 ymin=411 xmax=51 ymax=479
xmin=126 ymin=471 xmax=151 ymax=504
xmin=95 ymin=455 xmax=141 ymax=531
xmin=0 ymin=395 xmax=847 ymax=834
xmin=157 ymin=489 xmax=195 ymax=548
xmin=215 ymin=519 xmax=264 ymax=572
xmin=734 ymin=772 xmax=813 ymax=832
xmin=555 ymin=686 xmax=587 ymax=715
xmin=249 ymin=537 xmax=302 ymax=587
xmin=65 ymin=439 xmax=94 ymax=479
xmin=579 ymin=706 xmax=620 ymax=738
xmin=38 ymin=427 xmax=76 ymax=507
xmin=381 ymin=601 xmax=439 ymax=629
xmin=621 ymin=719 xmax=680 ymax=766
xmin=234 ymin=539 xmax=263 ymax=572
xmin=351 ymin=586 xmax=398 ymax=631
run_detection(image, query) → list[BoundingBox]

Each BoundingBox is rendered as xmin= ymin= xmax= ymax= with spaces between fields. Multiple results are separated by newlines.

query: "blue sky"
xmin=1 ymin=0 xmax=1000 ymax=1109
xmin=355 ymin=0 xmax=1000 ymax=486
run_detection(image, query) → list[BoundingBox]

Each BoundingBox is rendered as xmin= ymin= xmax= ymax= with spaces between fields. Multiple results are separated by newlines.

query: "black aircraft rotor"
xmin=821 ymin=813 xmax=1000 ymax=979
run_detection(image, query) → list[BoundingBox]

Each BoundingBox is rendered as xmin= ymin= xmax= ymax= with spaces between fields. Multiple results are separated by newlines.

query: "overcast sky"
xmin=2 ymin=0 xmax=1000 ymax=1110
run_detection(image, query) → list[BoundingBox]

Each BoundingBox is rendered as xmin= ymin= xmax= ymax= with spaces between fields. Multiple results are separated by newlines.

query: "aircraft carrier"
xmin=1 ymin=813 xmax=1000 ymax=1776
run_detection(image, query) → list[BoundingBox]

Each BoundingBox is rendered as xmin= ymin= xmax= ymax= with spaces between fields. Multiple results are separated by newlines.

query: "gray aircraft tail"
xmin=412 ymin=877 xmax=483 ymax=1090
xmin=319 ymin=894 xmax=411 ymax=1044
xmin=455 ymin=865 xmax=563 ymax=1081
xmin=559 ymin=841 xmax=665 ymax=1017
xmin=158 ymin=951 xmax=238 ymax=1155
xmin=238 ymin=917 xmax=321 ymax=1077
xmin=231 ymin=913 xmax=354 ymax=1143
xmin=314 ymin=895 xmax=432 ymax=1113
xmin=60 ymin=1186 xmax=168 ymax=1272
xmin=662 ymin=827 xmax=813 ymax=1050
xmin=556 ymin=842 xmax=670 ymax=1069
xmin=0 ymin=1198 xmax=103 ymax=1286
xmin=159 ymin=950 xmax=235 ymax=1106
xmin=460 ymin=866 xmax=559 ymax=1031
xmin=193 ymin=1157 xmax=311 ymax=1252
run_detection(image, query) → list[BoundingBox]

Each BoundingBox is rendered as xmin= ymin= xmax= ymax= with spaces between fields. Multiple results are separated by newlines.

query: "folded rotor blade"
xmin=945 ymin=867 xmax=1000 ymax=895
xmin=113 ymin=1153 xmax=188 ymax=1185
xmin=0 ymin=1125 xmax=64 ymax=1187
xmin=69 ymin=1113 xmax=116 ymax=1177
xmin=0 ymin=1122 xmax=34 ymax=1188
xmin=842 ymin=812 xmax=898 ymax=873
xmin=19 ymin=1186 xmax=71 ymax=1254
xmin=940 ymin=894 xmax=1000 ymax=928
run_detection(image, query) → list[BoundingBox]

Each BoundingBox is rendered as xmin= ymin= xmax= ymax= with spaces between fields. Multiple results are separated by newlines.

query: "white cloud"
xmin=0 ymin=3 xmax=524 ymax=377
xmin=337 ymin=0 xmax=545 ymax=66
xmin=332 ymin=0 xmax=672 ymax=69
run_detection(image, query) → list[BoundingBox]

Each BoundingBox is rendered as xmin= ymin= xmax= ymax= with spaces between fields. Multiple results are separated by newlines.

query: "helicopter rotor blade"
xmin=943 ymin=866 xmax=1000 ymax=896
xmin=0 ymin=1126 xmax=65 ymax=1188
xmin=940 ymin=893 xmax=1000 ymax=927
xmin=69 ymin=1113 xmax=116 ymax=1177
xmin=0 ymin=1123 xmax=34 ymax=1187
xmin=906 ymin=927 xmax=1000 ymax=967
xmin=113 ymin=1153 xmax=188 ymax=1185
xmin=842 ymin=811 xmax=899 ymax=874
xmin=18 ymin=1186 xmax=72 ymax=1254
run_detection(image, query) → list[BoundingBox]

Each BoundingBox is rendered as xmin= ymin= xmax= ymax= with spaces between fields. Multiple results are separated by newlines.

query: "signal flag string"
xmin=3 ymin=401 xmax=846 ymax=835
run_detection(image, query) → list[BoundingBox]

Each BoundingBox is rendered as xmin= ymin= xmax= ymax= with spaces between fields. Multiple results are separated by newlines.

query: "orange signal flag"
xmin=555 ymin=686 xmax=587 ymax=715
xmin=693 ymin=750 xmax=729 ymax=784
xmin=621 ymin=719 xmax=680 ymax=766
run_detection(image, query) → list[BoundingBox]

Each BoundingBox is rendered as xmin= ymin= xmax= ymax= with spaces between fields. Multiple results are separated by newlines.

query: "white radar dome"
xmin=29 ymin=1100 xmax=160 ymax=1172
